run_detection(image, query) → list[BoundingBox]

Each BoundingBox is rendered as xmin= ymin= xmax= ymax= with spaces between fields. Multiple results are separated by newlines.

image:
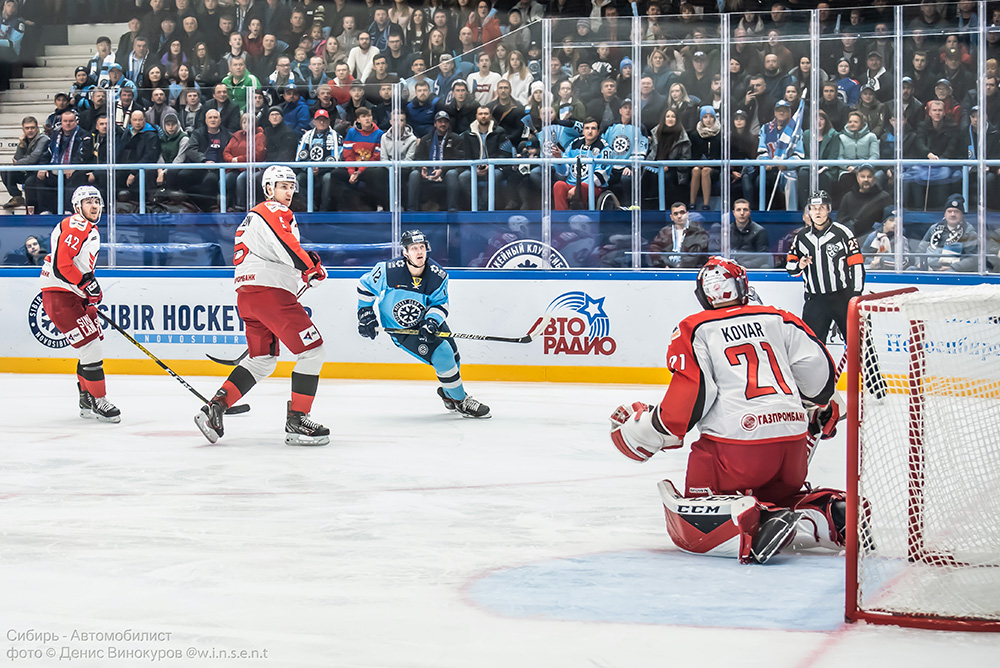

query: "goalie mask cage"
xmin=846 ymin=286 xmax=1000 ymax=632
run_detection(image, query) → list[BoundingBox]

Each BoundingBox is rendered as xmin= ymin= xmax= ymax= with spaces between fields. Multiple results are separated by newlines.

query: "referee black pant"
xmin=802 ymin=289 xmax=853 ymax=344
xmin=803 ymin=289 xmax=887 ymax=398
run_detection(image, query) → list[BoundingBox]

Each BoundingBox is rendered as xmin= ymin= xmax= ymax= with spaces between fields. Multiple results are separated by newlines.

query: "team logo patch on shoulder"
xmin=28 ymin=293 xmax=70 ymax=349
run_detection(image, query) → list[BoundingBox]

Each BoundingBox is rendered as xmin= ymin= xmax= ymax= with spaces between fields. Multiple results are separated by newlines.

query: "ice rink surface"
xmin=1 ymin=374 xmax=998 ymax=667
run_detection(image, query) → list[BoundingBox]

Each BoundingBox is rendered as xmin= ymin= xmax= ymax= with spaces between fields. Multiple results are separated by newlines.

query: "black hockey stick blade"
xmin=225 ymin=404 xmax=251 ymax=415
xmin=207 ymin=349 xmax=249 ymax=366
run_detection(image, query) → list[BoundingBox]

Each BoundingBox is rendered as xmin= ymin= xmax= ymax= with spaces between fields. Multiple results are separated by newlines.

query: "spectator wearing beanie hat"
xmin=616 ymin=57 xmax=632 ymax=94
xmin=689 ymin=105 xmax=722 ymax=210
xmin=918 ymin=194 xmax=979 ymax=272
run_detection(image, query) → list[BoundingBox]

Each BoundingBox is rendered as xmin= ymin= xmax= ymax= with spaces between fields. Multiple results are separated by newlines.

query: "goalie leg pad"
xmin=658 ymin=479 xmax=760 ymax=563
xmin=609 ymin=402 xmax=682 ymax=462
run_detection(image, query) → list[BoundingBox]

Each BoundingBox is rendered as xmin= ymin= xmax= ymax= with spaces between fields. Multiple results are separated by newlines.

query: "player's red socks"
xmin=220 ymin=380 xmax=242 ymax=407
xmin=289 ymin=392 xmax=315 ymax=414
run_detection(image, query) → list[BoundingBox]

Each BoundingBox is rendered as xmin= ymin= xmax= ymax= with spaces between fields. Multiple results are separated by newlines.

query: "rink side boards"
xmin=2 ymin=269 xmax=996 ymax=385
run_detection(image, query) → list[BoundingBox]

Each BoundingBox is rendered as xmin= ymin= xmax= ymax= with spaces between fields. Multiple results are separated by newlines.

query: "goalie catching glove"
xmin=302 ymin=250 xmax=327 ymax=287
xmin=609 ymin=401 xmax=682 ymax=462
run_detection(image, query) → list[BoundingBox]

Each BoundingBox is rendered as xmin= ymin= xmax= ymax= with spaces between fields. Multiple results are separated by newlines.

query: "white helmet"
xmin=694 ymin=256 xmax=750 ymax=310
xmin=72 ymin=185 xmax=104 ymax=217
xmin=262 ymin=165 xmax=297 ymax=199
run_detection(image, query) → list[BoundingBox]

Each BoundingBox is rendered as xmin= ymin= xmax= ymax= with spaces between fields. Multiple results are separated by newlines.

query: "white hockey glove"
xmin=805 ymin=391 xmax=845 ymax=440
xmin=609 ymin=401 xmax=682 ymax=462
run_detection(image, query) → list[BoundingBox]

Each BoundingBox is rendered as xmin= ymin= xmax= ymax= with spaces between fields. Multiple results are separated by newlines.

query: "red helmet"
xmin=694 ymin=256 xmax=750 ymax=310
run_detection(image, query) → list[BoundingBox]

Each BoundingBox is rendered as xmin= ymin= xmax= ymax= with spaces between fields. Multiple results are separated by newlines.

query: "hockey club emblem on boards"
xmin=540 ymin=291 xmax=616 ymax=355
xmin=486 ymin=240 xmax=569 ymax=269
xmin=27 ymin=292 xmax=70 ymax=349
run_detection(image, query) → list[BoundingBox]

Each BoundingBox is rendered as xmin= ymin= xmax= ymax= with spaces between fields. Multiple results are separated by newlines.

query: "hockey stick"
xmin=206 ymin=348 xmax=250 ymax=366
xmin=206 ymin=284 xmax=310 ymax=366
xmin=381 ymin=314 xmax=552 ymax=344
xmin=96 ymin=311 xmax=251 ymax=415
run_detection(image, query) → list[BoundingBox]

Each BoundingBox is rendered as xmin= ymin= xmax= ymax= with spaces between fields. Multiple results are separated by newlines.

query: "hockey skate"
xmin=750 ymin=509 xmax=802 ymax=564
xmin=285 ymin=401 xmax=330 ymax=446
xmin=437 ymin=386 xmax=458 ymax=412
xmin=79 ymin=383 xmax=121 ymax=423
xmin=194 ymin=390 xmax=227 ymax=444
xmin=455 ymin=395 xmax=491 ymax=419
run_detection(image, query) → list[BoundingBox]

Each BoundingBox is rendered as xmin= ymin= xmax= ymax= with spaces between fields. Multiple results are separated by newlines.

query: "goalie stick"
xmin=381 ymin=314 xmax=552 ymax=344
xmin=96 ymin=311 xmax=251 ymax=415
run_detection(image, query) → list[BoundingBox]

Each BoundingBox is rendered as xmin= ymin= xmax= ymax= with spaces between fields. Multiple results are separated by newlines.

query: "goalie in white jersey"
xmin=609 ymin=256 xmax=848 ymax=564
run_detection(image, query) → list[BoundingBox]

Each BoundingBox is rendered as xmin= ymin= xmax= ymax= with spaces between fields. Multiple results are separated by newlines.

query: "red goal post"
xmin=846 ymin=286 xmax=1000 ymax=632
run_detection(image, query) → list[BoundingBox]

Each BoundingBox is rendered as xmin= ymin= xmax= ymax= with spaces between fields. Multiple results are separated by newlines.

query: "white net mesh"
xmin=854 ymin=286 xmax=1000 ymax=625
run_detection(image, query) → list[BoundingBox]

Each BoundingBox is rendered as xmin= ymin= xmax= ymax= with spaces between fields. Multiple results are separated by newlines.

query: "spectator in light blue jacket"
xmin=553 ymin=117 xmax=611 ymax=210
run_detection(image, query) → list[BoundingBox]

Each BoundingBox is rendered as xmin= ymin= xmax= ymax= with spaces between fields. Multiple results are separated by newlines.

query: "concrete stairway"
xmin=0 ymin=23 xmax=127 ymax=161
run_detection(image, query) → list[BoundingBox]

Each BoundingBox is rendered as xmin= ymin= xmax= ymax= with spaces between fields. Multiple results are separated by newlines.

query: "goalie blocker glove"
xmin=357 ymin=306 xmax=378 ymax=339
xmin=805 ymin=391 xmax=845 ymax=440
xmin=77 ymin=272 xmax=102 ymax=305
xmin=609 ymin=401 xmax=682 ymax=462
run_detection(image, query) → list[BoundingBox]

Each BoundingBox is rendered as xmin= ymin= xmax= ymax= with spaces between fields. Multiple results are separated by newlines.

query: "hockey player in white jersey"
xmin=356 ymin=230 xmax=490 ymax=418
xmin=609 ymin=256 xmax=847 ymax=563
xmin=39 ymin=186 xmax=121 ymax=422
xmin=194 ymin=165 xmax=330 ymax=445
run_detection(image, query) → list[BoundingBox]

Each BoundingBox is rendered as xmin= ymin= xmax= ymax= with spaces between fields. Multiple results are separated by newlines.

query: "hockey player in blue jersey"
xmin=356 ymin=230 xmax=491 ymax=418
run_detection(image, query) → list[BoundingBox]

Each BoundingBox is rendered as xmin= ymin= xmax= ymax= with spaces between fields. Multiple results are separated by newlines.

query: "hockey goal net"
xmin=846 ymin=286 xmax=1000 ymax=631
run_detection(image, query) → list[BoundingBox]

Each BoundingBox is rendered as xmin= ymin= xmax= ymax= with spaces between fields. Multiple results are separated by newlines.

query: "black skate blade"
xmin=225 ymin=404 xmax=251 ymax=415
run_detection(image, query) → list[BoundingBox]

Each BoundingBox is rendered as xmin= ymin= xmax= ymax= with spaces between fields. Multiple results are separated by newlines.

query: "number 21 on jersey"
xmin=725 ymin=342 xmax=793 ymax=400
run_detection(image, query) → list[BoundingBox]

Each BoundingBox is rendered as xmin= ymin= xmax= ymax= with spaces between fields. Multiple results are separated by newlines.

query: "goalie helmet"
xmin=71 ymin=185 xmax=103 ymax=217
xmin=694 ymin=256 xmax=750 ymax=310
xmin=262 ymin=165 xmax=297 ymax=198
xmin=401 ymin=229 xmax=430 ymax=252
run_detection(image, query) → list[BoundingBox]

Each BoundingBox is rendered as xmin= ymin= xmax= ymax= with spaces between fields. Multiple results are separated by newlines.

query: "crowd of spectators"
xmin=2 ymin=1 xmax=1000 ymax=271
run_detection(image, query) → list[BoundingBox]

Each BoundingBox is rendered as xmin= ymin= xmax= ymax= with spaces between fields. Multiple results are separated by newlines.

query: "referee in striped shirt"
xmin=786 ymin=190 xmax=865 ymax=345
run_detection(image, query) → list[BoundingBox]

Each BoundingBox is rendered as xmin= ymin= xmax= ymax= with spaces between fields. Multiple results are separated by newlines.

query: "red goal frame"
xmin=845 ymin=287 xmax=1000 ymax=632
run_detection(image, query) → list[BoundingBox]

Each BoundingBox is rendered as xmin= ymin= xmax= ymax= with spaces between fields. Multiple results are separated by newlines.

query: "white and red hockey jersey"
xmin=658 ymin=304 xmax=836 ymax=444
xmin=232 ymin=200 xmax=313 ymax=294
xmin=40 ymin=214 xmax=100 ymax=297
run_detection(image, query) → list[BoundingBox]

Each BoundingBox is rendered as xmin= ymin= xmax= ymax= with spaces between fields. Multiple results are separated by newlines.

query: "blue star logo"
xmin=580 ymin=294 xmax=607 ymax=325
